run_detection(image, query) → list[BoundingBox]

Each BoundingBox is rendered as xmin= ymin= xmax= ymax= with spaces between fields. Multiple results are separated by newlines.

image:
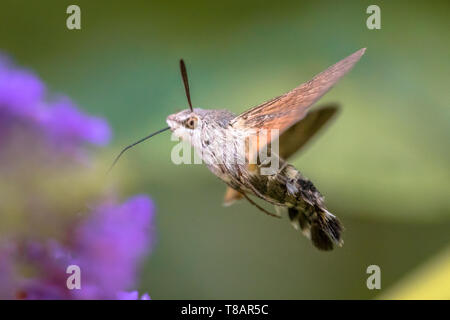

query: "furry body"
xmin=168 ymin=108 xmax=343 ymax=250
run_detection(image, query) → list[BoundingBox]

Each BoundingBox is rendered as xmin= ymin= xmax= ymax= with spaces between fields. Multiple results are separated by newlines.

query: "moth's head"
xmin=166 ymin=108 xmax=203 ymax=142
xmin=108 ymin=59 xmax=208 ymax=173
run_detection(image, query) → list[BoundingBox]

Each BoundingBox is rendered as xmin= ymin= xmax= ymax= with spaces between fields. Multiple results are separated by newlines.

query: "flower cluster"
xmin=0 ymin=55 xmax=153 ymax=299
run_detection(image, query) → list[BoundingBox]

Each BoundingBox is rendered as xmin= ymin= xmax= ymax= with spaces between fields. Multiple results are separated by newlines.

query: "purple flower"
xmin=16 ymin=196 xmax=154 ymax=300
xmin=71 ymin=196 xmax=155 ymax=299
xmin=0 ymin=246 xmax=16 ymax=298
xmin=0 ymin=55 xmax=44 ymax=118
xmin=0 ymin=54 xmax=110 ymax=150
xmin=0 ymin=55 xmax=154 ymax=300
xmin=117 ymin=291 xmax=151 ymax=300
xmin=42 ymin=98 xmax=110 ymax=147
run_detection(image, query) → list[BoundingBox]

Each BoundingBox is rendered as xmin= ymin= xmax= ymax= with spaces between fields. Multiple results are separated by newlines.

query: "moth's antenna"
xmin=108 ymin=126 xmax=170 ymax=174
xmin=179 ymin=59 xmax=193 ymax=112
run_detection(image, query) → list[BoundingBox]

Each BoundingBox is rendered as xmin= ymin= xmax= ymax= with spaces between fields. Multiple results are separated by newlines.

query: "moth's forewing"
xmin=278 ymin=104 xmax=338 ymax=160
xmin=230 ymin=48 xmax=365 ymax=162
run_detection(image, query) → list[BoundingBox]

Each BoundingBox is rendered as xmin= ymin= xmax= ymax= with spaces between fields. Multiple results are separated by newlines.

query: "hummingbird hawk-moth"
xmin=110 ymin=48 xmax=366 ymax=251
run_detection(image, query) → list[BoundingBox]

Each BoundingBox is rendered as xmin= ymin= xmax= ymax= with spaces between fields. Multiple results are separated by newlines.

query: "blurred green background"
xmin=1 ymin=0 xmax=449 ymax=299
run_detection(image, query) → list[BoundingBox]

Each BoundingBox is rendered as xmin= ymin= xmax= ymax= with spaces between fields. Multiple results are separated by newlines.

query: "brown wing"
xmin=230 ymin=48 xmax=365 ymax=156
xmin=278 ymin=104 xmax=338 ymax=160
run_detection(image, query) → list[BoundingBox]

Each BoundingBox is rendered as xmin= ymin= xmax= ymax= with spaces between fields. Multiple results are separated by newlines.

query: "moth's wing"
xmin=223 ymin=187 xmax=244 ymax=206
xmin=230 ymin=48 xmax=365 ymax=161
xmin=278 ymin=104 xmax=338 ymax=160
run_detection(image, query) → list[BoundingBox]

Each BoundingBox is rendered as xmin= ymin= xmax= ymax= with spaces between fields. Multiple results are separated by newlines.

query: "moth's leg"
xmin=223 ymin=186 xmax=244 ymax=207
xmin=274 ymin=205 xmax=286 ymax=217
xmin=242 ymin=193 xmax=281 ymax=218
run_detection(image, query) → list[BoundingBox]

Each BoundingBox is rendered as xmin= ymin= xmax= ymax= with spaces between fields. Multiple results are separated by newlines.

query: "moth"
xmin=110 ymin=48 xmax=366 ymax=250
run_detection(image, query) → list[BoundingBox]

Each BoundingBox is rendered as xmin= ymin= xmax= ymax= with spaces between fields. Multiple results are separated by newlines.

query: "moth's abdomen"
xmin=233 ymin=160 xmax=344 ymax=250
xmin=289 ymin=206 xmax=343 ymax=251
xmin=287 ymin=173 xmax=344 ymax=251
xmin=265 ymin=163 xmax=344 ymax=251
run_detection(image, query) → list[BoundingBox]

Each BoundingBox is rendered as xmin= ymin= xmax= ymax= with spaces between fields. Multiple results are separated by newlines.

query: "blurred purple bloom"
xmin=0 ymin=54 xmax=110 ymax=148
xmin=43 ymin=99 xmax=110 ymax=146
xmin=0 ymin=246 xmax=15 ymax=298
xmin=0 ymin=55 xmax=44 ymax=118
xmin=19 ymin=196 xmax=154 ymax=300
xmin=71 ymin=196 xmax=155 ymax=299
xmin=117 ymin=291 xmax=151 ymax=300
xmin=0 ymin=55 xmax=154 ymax=300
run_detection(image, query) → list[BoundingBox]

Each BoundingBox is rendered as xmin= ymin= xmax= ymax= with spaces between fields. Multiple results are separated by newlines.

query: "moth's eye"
xmin=184 ymin=116 xmax=198 ymax=129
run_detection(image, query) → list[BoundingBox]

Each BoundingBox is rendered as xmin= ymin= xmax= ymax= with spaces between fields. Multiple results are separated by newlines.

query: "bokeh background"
xmin=1 ymin=0 xmax=449 ymax=299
